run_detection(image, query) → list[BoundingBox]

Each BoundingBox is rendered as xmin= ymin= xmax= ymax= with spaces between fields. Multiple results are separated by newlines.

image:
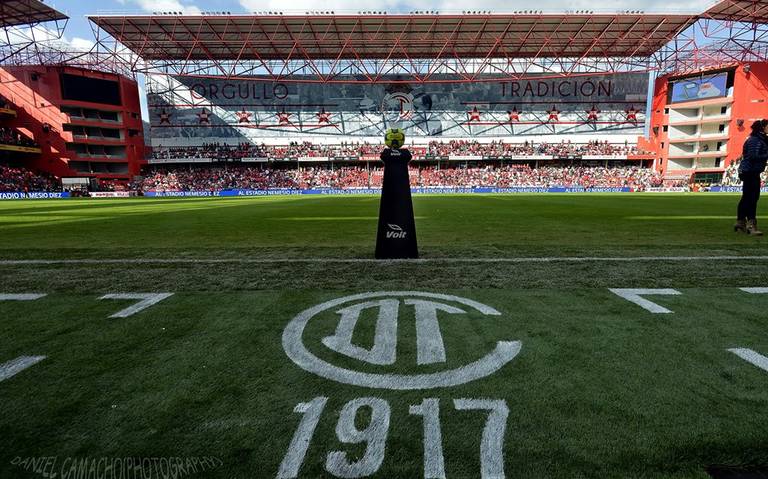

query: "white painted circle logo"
xmin=282 ymin=291 xmax=522 ymax=390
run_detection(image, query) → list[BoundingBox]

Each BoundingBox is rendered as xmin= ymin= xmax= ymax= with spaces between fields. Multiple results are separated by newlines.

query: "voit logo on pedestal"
xmin=386 ymin=224 xmax=407 ymax=239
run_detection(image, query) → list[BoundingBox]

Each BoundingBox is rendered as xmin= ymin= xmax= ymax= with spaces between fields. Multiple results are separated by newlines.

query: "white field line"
xmin=99 ymin=293 xmax=175 ymax=318
xmin=608 ymin=288 xmax=682 ymax=314
xmin=0 ymin=356 xmax=46 ymax=383
xmin=728 ymin=348 xmax=768 ymax=374
xmin=0 ymin=293 xmax=46 ymax=300
xmin=1 ymin=256 xmax=768 ymax=265
xmin=740 ymin=287 xmax=768 ymax=294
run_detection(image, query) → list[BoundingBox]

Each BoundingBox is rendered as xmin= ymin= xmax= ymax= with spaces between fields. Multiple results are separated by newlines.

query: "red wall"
xmin=729 ymin=63 xmax=768 ymax=159
xmin=0 ymin=65 xmax=145 ymax=179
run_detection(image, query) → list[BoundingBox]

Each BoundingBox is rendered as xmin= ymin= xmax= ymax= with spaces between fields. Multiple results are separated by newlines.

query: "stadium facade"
xmin=1 ymin=1 xmax=768 ymax=189
xmin=0 ymin=65 xmax=145 ymax=179
xmin=0 ymin=1 xmax=146 ymax=183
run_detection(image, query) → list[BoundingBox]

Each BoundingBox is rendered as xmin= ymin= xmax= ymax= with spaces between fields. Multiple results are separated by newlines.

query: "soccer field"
xmin=1 ymin=194 xmax=768 ymax=479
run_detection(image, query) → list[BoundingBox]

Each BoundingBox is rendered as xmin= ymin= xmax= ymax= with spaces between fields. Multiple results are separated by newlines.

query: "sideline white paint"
xmin=2 ymin=255 xmax=768 ymax=265
xmin=0 ymin=356 xmax=46 ymax=382
xmin=99 ymin=293 xmax=174 ymax=318
xmin=0 ymin=294 xmax=46 ymax=301
xmin=608 ymin=288 xmax=682 ymax=314
xmin=728 ymin=348 xmax=768 ymax=373
xmin=282 ymin=291 xmax=520 ymax=390
xmin=740 ymin=287 xmax=768 ymax=294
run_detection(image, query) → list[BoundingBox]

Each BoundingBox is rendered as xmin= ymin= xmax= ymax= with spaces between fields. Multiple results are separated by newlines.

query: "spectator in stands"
xmin=151 ymin=140 xmax=638 ymax=161
xmin=0 ymin=127 xmax=37 ymax=148
xmin=0 ymin=165 xmax=59 ymax=192
xmin=736 ymin=119 xmax=768 ymax=235
xmin=139 ymin=164 xmax=662 ymax=192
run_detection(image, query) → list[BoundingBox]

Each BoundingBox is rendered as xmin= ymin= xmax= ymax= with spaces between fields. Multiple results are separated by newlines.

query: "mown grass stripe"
xmin=2 ymin=256 xmax=768 ymax=265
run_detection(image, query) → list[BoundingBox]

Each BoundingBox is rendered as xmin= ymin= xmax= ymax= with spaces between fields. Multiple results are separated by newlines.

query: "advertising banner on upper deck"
xmin=148 ymin=73 xmax=648 ymax=142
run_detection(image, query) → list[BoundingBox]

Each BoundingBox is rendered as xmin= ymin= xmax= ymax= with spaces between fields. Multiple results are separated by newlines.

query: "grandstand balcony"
xmin=0 ymin=143 xmax=40 ymax=154
xmin=60 ymin=106 xmax=124 ymax=126
xmin=667 ymin=95 xmax=734 ymax=110
xmin=63 ymin=124 xmax=125 ymax=144
xmin=668 ymin=133 xmax=729 ymax=143
xmin=668 ymin=147 xmax=727 ymax=159
xmin=668 ymin=114 xmax=731 ymax=126
xmin=668 ymin=111 xmax=732 ymax=126
xmin=0 ymin=105 xmax=17 ymax=117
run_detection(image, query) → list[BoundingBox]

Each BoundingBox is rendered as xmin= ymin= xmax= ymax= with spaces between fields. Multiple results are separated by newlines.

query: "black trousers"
xmin=738 ymin=172 xmax=762 ymax=221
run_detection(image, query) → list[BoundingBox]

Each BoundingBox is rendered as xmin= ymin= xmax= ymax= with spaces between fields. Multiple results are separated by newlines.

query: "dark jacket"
xmin=740 ymin=132 xmax=768 ymax=174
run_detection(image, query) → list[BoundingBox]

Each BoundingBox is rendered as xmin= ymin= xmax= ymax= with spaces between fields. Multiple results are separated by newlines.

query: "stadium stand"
xmin=151 ymin=140 xmax=640 ymax=161
xmin=425 ymin=140 xmax=637 ymax=158
xmin=139 ymin=164 xmax=663 ymax=192
xmin=721 ymin=159 xmax=768 ymax=186
xmin=0 ymin=127 xmax=38 ymax=148
xmin=0 ymin=164 xmax=60 ymax=192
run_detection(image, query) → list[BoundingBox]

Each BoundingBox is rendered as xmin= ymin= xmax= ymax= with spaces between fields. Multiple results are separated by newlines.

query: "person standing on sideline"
xmin=735 ymin=119 xmax=768 ymax=235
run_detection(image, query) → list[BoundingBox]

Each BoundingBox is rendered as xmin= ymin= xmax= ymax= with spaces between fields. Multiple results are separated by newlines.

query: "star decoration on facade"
xmin=197 ymin=109 xmax=210 ymax=124
xmin=507 ymin=108 xmax=520 ymax=122
xmin=236 ymin=110 xmax=251 ymax=123
xmin=586 ymin=105 xmax=600 ymax=122
xmin=547 ymin=106 xmax=560 ymax=122
xmin=468 ymin=106 xmax=481 ymax=122
xmin=277 ymin=110 xmax=292 ymax=125
xmin=626 ymin=105 xmax=638 ymax=123
xmin=158 ymin=109 xmax=171 ymax=125
xmin=316 ymin=109 xmax=331 ymax=123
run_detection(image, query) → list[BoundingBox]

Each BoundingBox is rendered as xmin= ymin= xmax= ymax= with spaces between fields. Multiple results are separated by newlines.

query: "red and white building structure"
xmin=0 ymin=0 xmax=145 ymax=184
xmin=2 ymin=0 xmax=768 ymax=184
xmin=0 ymin=65 xmax=145 ymax=179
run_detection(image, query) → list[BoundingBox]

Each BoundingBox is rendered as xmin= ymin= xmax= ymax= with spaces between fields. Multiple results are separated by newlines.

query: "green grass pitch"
xmin=1 ymin=194 xmax=768 ymax=479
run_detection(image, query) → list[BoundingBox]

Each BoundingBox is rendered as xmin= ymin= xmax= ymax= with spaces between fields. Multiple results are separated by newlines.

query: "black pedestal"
xmin=375 ymin=148 xmax=419 ymax=259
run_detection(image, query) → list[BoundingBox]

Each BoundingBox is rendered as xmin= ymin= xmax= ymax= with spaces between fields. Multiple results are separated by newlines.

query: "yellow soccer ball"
xmin=384 ymin=128 xmax=405 ymax=149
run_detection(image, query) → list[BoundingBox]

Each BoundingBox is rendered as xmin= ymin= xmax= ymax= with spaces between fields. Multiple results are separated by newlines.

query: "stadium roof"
xmin=88 ymin=12 xmax=700 ymax=61
xmin=0 ymin=0 xmax=68 ymax=28
xmin=703 ymin=0 xmax=768 ymax=23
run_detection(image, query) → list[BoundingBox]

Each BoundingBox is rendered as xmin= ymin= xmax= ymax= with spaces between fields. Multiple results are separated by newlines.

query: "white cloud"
xmin=69 ymin=37 xmax=95 ymax=51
